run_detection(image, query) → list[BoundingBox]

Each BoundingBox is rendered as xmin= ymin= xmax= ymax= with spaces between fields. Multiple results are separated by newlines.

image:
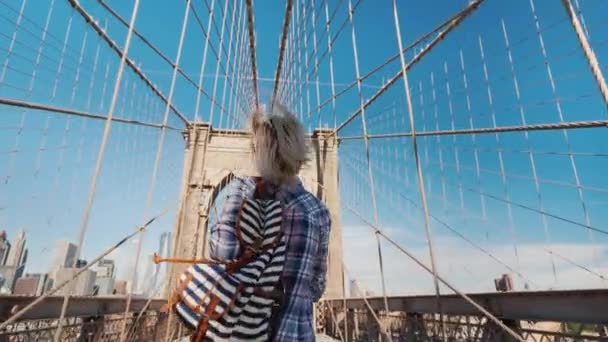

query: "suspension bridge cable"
xmin=339 ymin=270 xmax=393 ymax=342
xmin=309 ymin=0 xmax=323 ymax=128
xmin=328 ymin=153 xmax=602 ymax=289
xmin=561 ymin=0 xmax=608 ymax=110
xmin=345 ymin=205 xmax=525 ymax=342
xmin=2 ymin=0 xmax=61 ymax=188
xmin=53 ymin=1 xmax=141 ymax=339
xmin=118 ymin=2 xmax=193 ymax=341
xmin=0 ymin=97 xmax=178 ymax=130
xmin=341 ymin=142 xmax=608 ymax=238
xmin=418 ymin=143 xmax=608 ymax=159
xmin=390 ymin=0 xmax=447 ymax=338
xmin=337 ymin=155 xmax=539 ymax=288
xmin=219 ymin=0 xmax=244 ymax=128
xmin=193 ymin=0 xmax=216 ymax=122
xmin=334 ymin=0 xmax=485 ymax=135
xmin=207 ymin=0 xmax=231 ymax=125
xmin=306 ymin=0 xmax=485 ymax=118
xmin=225 ymin=17 xmax=248 ymax=128
xmin=0 ymin=2 xmax=101 ymax=76
xmin=297 ymin=0 xmax=345 ymax=88
xmin=324 ymin=301 xmax=346 ymax=342
xmin=307 ymin=170 xmax=539 ymax=311
xmin=393 ymin=189 xmax=538 ymax=288
xmin=364 ymin=142 xmax=608 ymax=285
xmin=529 ymin=0 xmax=600 ymax=276
xmin=292 ymin=0 xmax=360 ymax=112
xmin=272 ymin=0 xmax=294 ymax=106
xmin=245 ymin=0 xmax=259 ymax=109
xmin=546 ymin=248 xmax=608 ymax=281
xmin=66 ymin=0 xmax=188 ymax=125
xmin=339 ymin=119 xmax=608 ymax=140
xmin=345 ymin=0 xmax=390 ymax=316
xmin=96 ymin=0 xmax=233 ymax=120
xmin=301 ymin=0 xmax=313 ymax=129
xmin=476 ymin=35 xmax=525 ymax=284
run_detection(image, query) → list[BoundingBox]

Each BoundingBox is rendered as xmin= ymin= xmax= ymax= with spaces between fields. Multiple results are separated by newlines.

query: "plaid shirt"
xmin=209 ymin=176 xmax=331 ymax=341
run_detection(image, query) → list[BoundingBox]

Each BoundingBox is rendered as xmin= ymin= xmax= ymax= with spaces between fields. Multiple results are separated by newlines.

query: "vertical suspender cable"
xmin=271 ymin=0 xmax=294 ymax=106
xmin=53 ymin=1 xmax=141 ymax=340
xmin=389 ymin=0 xmax=446 ymax=340
xmin=118 ymin=1 xmax=192 ymax=341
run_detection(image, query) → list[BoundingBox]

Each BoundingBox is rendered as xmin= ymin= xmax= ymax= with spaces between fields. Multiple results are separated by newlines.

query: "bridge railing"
xmin=0 ymin=296 xmax=167 ymax=341
xmin=318 ymin=289 xmax=608 ymax=341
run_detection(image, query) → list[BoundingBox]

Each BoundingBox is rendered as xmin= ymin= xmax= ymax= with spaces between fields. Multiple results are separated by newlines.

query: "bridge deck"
xmin=324 ymin=289 xmax=608 ymax=324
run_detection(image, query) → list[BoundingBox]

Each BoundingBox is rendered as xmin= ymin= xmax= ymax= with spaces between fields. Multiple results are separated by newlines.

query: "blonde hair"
xmin=249 ymin=104 xmax=308 ymax=184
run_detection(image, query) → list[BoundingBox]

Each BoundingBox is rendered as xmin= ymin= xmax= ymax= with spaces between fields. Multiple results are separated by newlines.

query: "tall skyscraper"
xmin=6 ymin=230 xmax=26 ymax=267
xmin=49 ymin=241 xmax=77 ymax=272
xmin=152 ymin=232 xmax=171 ymax=293
xmin=0 ymin=230 xmax=28 ymax=293
xmin=0 ymin=230 xmax=11 ymax=265
xmin=135 ymin=256 xmax=151 ymax=296
xmin=48 ymin=241 xmax=79 ymax=290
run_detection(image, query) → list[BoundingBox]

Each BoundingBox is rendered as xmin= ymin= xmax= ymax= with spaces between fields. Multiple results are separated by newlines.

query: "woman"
xmin=208 ymin=104 xmax=331 ymax=341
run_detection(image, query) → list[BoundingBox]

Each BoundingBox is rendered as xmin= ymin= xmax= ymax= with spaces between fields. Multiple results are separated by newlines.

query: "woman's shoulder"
xmin=291 ymin=189 xmax=330 ymax=219
xmin=225 ymin=176 xmax=256 ymax=196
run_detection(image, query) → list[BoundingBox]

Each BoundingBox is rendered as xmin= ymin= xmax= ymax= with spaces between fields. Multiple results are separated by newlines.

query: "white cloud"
xmin=341 ymin=225 xmax=608 ymax=296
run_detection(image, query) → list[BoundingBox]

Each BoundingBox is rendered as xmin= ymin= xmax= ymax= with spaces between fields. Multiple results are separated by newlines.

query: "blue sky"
xmin=0 ymin=0 xmax=607 ymax=295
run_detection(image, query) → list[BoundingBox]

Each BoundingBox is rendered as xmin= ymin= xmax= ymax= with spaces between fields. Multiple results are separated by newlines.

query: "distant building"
xmin=152 ymin=232 xmax=171 ymax=294
xmin=349 ymin=280 xmax=374 ymax=298
xmin=94 ymin=259 xmax=115 ymax=296
xmin=135 ymin=255 xmax=156 ymax=296
xmin=0 ymin=264 xmax=26 ymax=294
xmin=6 ymin=230 xmax=26 ymax=267
xmin=14 ymin=277 xmax=37 ymax=295
xmin=49 ymin=241 xmax=77 ymax=272
xmin=96 ymin=277 xmax=114 ymax=296
xmin=114 ymin=280 xmax=127 ymax=295
xmin=14 ymin=273 xmax=48 ymax=296
xmin=0 ymin=230 xmax=11 ymax=265
xmin=53 ymin=268 xmax=96 ymax=296
xmin=350 ymin=280 xmax=362 ymax=297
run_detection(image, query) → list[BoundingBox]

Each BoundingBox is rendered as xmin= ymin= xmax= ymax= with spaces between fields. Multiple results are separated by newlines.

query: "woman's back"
xmin=210 ymin=104 xmax=331 ymax=341
xmin=209 ymin=176 xmax=330 ymax=341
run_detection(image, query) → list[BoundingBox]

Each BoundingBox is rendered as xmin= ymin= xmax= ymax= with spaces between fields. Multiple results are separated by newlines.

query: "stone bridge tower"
xmin=169 ymin=123 xmax=344 ymax=298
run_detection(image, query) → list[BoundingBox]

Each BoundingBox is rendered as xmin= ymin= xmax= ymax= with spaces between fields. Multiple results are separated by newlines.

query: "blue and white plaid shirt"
xmin=209 ymin=176 xmax=331 ymax=341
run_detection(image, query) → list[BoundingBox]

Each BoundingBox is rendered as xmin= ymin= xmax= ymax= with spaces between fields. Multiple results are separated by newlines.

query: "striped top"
xmin=209 ymin=176 xmax=331 ymax=341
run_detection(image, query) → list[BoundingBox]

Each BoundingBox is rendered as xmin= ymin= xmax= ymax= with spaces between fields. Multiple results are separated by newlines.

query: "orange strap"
xmin=190 ymin=284 xmax=245 ymax=341
xmin=191 ymin=295 xmax=218 ymax=342
xmin=153 ymin=253 xmax=224 ymax=265
xmin=162 ymin=272 xmax=194 ymax=313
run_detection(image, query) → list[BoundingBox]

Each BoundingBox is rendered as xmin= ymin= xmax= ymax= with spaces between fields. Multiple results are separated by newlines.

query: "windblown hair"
xmin=249 ymin=104 xmax=308 ymax=184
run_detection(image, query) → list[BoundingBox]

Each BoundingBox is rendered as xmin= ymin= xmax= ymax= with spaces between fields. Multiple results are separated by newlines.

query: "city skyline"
xmin=0 ymin=229 xmax=171 ymax=297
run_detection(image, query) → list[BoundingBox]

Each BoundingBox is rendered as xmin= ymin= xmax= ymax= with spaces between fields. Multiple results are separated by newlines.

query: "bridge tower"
xmin=169 ymin=123 xmax=344 ymax=298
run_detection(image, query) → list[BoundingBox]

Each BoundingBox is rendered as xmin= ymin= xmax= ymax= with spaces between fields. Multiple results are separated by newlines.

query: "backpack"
xmin=155 ymin=179 xmax=287 ymax=341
